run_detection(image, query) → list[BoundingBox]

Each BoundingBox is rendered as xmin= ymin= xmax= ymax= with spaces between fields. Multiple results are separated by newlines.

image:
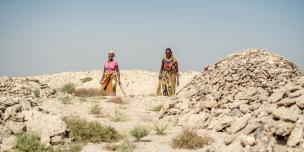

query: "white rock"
xmin=287 ymin=116 xmax=304 ymax=147
xmin=272 ymin=105 xmax=300 ymax=122
xmin=0 ymin=135 xmax=17 ymax=151
xmin=22 ymin=110 xmax=67 ymax=145
xmin=5 ymin=121 xmax=25 ymax=134
xmin=227 ymin=114 xmax=251 ymax=134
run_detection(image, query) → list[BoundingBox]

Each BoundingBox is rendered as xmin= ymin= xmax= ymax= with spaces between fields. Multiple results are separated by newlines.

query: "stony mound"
xmin=160 ymin=49 xmax=304 ymax=151
xmin=0 ymin=77 xmax=67 ymax=150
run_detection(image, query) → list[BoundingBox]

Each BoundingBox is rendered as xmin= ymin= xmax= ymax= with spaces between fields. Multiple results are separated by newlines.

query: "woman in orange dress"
xmin=100 ymin=50 xmax=121 ymax=96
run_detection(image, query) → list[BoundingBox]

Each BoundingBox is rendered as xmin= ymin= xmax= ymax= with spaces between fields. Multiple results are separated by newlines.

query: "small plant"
xmin=150 ymin=104 xmax=163 ymax=112
xmin=33 ymin=89 xmax=40 ymax=98
xmin=15 ymin=132 xmax=50 ymax=152
xmin=104 ymin=144 xmax=118 ymax=151
xmin=59 ymin=96 xmax=71 ymax=104
xmin=74 ymin=88 xmax=99 ymax=97
xmin=171 ymin=129 xmax=212 ymax=149
xmin=62 ymin=83 xmax=76 ymax=94
xmin=130 ymin=125 xmax=149 ymax=141
xmin=117 ymin=138 xmax=134 ymax=152
xmin=153 ymin=121 xmax=168 ymax=135
xmin=68 ymin=143 xmax=83 ymax=152
xmin=79 ymin=97 xmax=87 ymax=102
xmin=110 ymin=110 xmax=128 ymax=122
xmin=90 ymin=104 xmax=101 ymax=114
xmin=148 ymin=93 xmax=156 ymax=96
xmin=81 ymin=77 xmax=93 ymax=83
xmin=65 ymin=116 xmax=120 ymax=142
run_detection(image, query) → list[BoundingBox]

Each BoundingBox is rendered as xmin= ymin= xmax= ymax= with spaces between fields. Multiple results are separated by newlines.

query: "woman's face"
xmin=108 ymin=53 xmax=114 ymax=60
xmin=165 ymin=50 xmax=171 ymax=58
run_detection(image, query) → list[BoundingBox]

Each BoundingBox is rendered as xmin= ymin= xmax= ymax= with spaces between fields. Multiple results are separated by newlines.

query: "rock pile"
xmin=0 ymin=77 xmax=66 ymax=150
xmin=160 ymin=49 xmax=304 ymax=151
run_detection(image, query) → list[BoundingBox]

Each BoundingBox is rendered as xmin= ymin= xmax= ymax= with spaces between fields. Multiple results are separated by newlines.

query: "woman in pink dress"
xmin=100 ymin=50 xmax=121 ymax=96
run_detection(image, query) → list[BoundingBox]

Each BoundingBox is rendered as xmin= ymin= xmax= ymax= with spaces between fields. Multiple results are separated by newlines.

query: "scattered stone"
xmin=272 ymin=105 xmax=300 ymax=122
xmin=5 ymin=121 xmax=25 ymax=134
xmin=287 ymin=117 xmax=304 ymax=147
xmin=227 ymin=114 xmax=251 ymax=134
xmin=240 ymin=135 xmax=255 ymax=146
xmin=0 ymin=135 xmax=17 ymax=151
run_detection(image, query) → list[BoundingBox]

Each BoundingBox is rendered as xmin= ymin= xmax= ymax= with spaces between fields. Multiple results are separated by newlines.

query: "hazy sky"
xmin=0 ymin=0 xmax=303 ymax=76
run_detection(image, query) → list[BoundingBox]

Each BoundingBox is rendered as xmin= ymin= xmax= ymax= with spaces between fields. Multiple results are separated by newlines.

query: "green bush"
xmin=153 ymin=122 xmax=168 ymax=135
xmin=65 ymin=117 xmax=120 ymax=142
xmin=150 ymin=104 xmax=163 ymax=112
xmin=14 ymin=132 xmax=51 ymax=152
xmin=68 ymin=143 xmax=83 ymax=152
xmin=59 ymin=96 xmax=71 ymax=104
xmin=90 ymin=104 xmax=101 ymax=114
xmin=129 ymin=125 xmax=149 ymax=141
xmin=171 ymin=129 xmax=212 ymax=149
xmin=81 ymin=77 xmax=93 ymax=83
xmin=33 ymin=89 xmax=40 ymax=98
xmin=110 ymin=110 xmax=128 ymax=122
xmin=117 ymin=138 xmax=134 ymax=152
xmin=62 ymin=83 xmax=76 ymax=94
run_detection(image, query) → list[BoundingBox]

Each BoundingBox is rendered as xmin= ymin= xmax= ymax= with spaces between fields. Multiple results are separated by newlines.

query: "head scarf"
xmin=108 ymin=50 xmax=115 ymax=55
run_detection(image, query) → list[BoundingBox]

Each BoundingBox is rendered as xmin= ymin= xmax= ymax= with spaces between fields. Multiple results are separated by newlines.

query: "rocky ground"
xmin=0 ymin=70 xmax=199 ymax=152
xmin=1 ymin=48 xmax=303 ymax=152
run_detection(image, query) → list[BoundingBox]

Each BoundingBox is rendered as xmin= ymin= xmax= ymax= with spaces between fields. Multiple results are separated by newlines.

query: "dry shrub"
xmin=81 ymin=77 xmax=93 ymax=83
xmin=150 ymin=104 xmax=163 ymax=112
xmin=171 ymin=129 xmax=212 ymax=149
xmin=15 ymin=132 xmax=51 ymax=152
xmin=64 ymin=116 xmax=120 ymax=142
xmin=74 ymin=88 xmax=99 ymax=97
xmin=110 ymin=110 xmax=128 ymax=122
xmin=62 ymin=83 xmax=76 ymax=94
xmin=153 ymin=121 xmax=168 ymax=135
xmin=90 ymin=104 xmax=101 ymax=114
xmin=107 ymin=97 xmax=126 ymax=104
xmin=130 ymin=125 xmax=150 ymax=141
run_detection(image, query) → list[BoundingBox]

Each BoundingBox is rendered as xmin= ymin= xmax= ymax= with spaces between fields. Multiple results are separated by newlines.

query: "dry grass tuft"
xmin=171 ymin=129 xmax=212 ymax=149
xmin=153 ymin=121 xmax=168 ymax=135
xmin=110 ymin=110 xmax=128 ymax=122
xmin=149 ymin=104 xmax=163 ymax=112
xmin=90 ymin=104 xmax=101 ymax=114
xmin=59 ymin=96 xmax=72 ymax=104
xmin=62 ymin=83 xmax=76 ymax=94
xmin=81 ymin=77 xmax=93 ymax=83
xmin=107 ymin=97 xmax=127 ymax=104
xmin=74 ymin=88 xmax=99 ymax=97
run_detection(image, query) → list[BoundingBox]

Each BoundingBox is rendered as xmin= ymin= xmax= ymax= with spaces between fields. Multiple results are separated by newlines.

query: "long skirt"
xmin=100 ymin=72 xmax=117 ymax=96
xmin=157 ymin=71 xmax=177 ymax=96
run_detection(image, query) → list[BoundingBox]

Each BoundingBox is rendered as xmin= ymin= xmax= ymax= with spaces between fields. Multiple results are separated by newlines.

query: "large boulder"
xmin=22 ymin=110 xmax=67 ymax=145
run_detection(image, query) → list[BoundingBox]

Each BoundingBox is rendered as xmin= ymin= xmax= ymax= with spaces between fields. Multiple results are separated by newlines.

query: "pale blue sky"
xmin=0 ymin=0 xmax=303 ymax=76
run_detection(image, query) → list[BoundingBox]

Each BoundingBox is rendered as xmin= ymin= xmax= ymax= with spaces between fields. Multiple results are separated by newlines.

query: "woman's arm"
xmin=158 ymin=60 xmax=164 ymax=80
xmin=100 ymin=68 xmax=105 ymax=84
